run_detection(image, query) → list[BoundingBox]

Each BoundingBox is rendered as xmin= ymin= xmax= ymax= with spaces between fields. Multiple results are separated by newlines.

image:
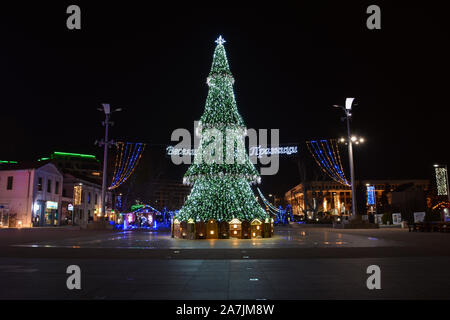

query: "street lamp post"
xmin=334 ymin=98 xmax=358 ymax=219
xmin=97 ymin=104 xmax=122 ymax=222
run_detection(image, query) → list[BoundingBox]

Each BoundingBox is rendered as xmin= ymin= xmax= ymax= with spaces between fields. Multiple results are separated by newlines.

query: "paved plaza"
xmin=0 ymin=225 xmax=449 ymax=299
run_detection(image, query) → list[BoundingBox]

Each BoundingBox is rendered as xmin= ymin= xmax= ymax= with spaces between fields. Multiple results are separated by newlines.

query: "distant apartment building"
xmin=38 ymin=151 xmax=114 ymax=226
xmin=285 ymin=179 xmax=430 ymax=217
xmin=38 ymin=151 xmax=102 ymax=182
xmin=146 ymin=180 xmax=192 ymax=211
xmin=0 ymin=162 xmax=63 ymax=227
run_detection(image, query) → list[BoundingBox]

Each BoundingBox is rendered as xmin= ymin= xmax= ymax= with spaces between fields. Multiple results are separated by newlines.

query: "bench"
xmin=409 ymin=222 xmax=450 ymax=232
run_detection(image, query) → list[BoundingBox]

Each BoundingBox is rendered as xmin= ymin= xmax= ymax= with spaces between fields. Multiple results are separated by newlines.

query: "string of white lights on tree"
xmin=108 ymin=142 xmax=146 ymax=190
xmin=306 ymin=139 xmax=350 ymax=186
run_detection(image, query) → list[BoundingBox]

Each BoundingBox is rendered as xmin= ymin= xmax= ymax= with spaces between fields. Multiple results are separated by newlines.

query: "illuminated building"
xmin=61 ymin=173 xmax=112 ymax=227
xmin=38 ymin=151 xmax=102 ymax=181
xmin=0 ymin=162 xmax=63 ymax=227
xmin=285 ymin=179 xmax=430 ymax=217
xmin=36 ymin=151 xmax=115 ymax=227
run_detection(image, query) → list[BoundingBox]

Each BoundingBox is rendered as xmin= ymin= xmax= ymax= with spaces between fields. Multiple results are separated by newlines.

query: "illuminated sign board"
xmin=435 ymin=167 xmax=448 ymax=196
xmin=68 ymin=204 xmax=74 ymax=211
xmin=367 ymin=186 xmax=376 ymax=206
xmin=166 ymin=145 xmax=299 ymax=158
xmin=46 ymin=201 xmax=58 ymax=209
xmin=249 ymin=145 xmax=298 ymax=157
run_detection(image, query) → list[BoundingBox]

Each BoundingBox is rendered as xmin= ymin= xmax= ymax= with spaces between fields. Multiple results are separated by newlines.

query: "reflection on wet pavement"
xmin=12 ymin=226 xmax=402 ymax=249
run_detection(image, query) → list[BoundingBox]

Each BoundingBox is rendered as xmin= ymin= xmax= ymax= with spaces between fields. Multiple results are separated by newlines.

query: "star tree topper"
xmin=215 ymin=35 xmax=226 ymax=45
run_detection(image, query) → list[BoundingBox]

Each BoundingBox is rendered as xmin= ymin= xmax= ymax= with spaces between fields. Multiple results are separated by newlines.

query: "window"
xmin=62 ymin=188 xmax=67 ymax=197
xmin=6 ymin=176 xmax=13 ymax=190
xmin=95 ymin=193 xmax=98 ymax=205
xmin=55 ymin=181 xmax=60 ymax=194
xmin=37 ymin=177 xmax=43 ymax=191
xmin=88 ymin=192 xmax=91 ymax=204
xmin=47 ymin=179 xmax=52 ymax=193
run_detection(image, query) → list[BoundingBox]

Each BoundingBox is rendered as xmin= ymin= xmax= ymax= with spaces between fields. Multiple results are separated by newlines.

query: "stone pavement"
xmin=0 ymin=225 xmax=449 ymax=299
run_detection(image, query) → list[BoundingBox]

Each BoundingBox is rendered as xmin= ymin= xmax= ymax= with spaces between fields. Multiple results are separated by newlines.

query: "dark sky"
xmin=0 ymin=2 xmax=449 ymax=195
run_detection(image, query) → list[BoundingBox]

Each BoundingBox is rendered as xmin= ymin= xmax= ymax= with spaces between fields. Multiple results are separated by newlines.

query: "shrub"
xmin=381 ymin=211 xmax=392 ymax=225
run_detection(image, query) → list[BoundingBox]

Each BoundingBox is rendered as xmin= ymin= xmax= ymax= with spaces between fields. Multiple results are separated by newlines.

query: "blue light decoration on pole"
xmin=306 ymin=139 xmax=350 ymax=186
xmin=367 ymin=185 xmax=376 ymax=206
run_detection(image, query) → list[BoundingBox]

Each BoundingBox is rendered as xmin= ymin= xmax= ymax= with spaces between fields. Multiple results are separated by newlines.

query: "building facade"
xmin=0 ymin=162 xmax=63 ymax=227
xmin=38 ymin=151 xmax=102 ymax=182
xmin=146 ymin=180 xmax=192 ymax=211
xmin=285 ymin=179 xmax=430 ymax=217
xmin=60 ymin=173 xmax=112 ymax=228
xmin=39 ymin=151 xmax=114 ymax=227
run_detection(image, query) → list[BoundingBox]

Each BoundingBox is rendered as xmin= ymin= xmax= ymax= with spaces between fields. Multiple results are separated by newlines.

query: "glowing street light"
xmin=333 ymin=98 xmax=358 ymax=219
xmin=339 ymin=136 xmax=365 ymax=145
xmin=96 ymin=103 xmax=122 ymax=221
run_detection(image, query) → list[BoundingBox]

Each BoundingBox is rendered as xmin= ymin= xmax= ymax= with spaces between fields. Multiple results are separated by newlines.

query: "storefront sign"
xmin=367 ymin=185 xmax=376 ymax=205
xmin=46 ymin=201 xmax=58 ymax=210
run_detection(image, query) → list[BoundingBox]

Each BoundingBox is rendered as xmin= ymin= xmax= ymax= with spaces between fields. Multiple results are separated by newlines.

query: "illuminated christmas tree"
xmin=176 ymin=36 xmax=267 ymax=222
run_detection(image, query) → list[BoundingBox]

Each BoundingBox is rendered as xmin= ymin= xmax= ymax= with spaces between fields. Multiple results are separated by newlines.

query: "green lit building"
xmin=38 ymin=151 xmax=102 ymax=181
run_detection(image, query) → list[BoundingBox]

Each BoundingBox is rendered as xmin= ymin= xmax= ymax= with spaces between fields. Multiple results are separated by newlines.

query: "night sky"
xmin=1 ymin=2 xmax=448 ymax=195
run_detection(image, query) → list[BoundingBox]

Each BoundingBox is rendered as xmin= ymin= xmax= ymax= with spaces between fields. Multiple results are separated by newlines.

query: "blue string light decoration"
xmin=367 ymin=185 xmax=376 ymax=205
xmin=109 ymin=142 xmax=146 ymax=190
xmin=306 ymin=139 xmax=350 ymax=186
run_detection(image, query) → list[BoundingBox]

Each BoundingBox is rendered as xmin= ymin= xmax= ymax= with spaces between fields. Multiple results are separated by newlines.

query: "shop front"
xmin=0 ymin=204 xmax=9 ymax=227
xmin=33 ymin=200 xmax=59 ymax=226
